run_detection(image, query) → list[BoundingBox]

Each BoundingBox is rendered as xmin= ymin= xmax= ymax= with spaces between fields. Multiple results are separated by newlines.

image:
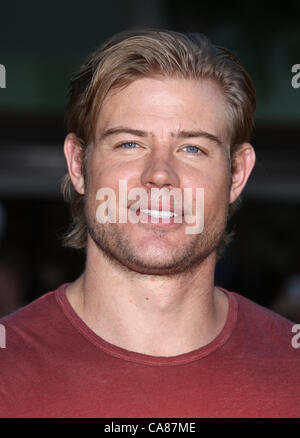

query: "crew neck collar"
xmin=55 ymin=282 xmax=238 ymax=366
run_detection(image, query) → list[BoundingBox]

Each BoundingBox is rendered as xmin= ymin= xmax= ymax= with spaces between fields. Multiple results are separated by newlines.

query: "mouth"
xmin=129 ymin=207 xmax=184 ymax=227
xmin=139 ymin=209 xmax=179 ymax=219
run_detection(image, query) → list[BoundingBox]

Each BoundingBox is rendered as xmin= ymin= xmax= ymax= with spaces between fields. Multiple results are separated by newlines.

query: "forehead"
xmin=97 ymin=76 xmax=230 ymax=143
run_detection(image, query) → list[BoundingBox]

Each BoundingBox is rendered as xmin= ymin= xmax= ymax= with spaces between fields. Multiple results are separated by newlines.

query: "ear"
xmin=63 ymin=133 xmax=85 ymax=195
xmin=229 ymin=142 xmax=256 ymax=204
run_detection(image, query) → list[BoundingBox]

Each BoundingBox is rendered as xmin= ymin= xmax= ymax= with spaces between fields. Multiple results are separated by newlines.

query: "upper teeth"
xmin=140 ymin=209 xmax=178 ymax=218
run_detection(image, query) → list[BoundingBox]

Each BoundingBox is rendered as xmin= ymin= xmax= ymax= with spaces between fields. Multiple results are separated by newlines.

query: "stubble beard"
xmin=85 ymin=198 xmax=229 ymax=277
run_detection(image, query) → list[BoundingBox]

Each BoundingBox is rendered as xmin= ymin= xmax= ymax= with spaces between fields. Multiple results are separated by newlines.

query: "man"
xmin=0 ymin=29 xmax=299 ymax=418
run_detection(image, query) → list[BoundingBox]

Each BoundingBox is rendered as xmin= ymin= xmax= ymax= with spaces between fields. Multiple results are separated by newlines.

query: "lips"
xmin=135 ymin=208 xmax=184 ymax=226
xmin=139 ymin=209 xmax=179 ymax=218
xmin=129 ymin=201 xmax=184 ymax=217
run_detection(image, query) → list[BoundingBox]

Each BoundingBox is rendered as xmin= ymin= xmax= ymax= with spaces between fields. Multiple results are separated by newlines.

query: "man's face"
xmin=84 ymin=76 xmax=233 ymax=275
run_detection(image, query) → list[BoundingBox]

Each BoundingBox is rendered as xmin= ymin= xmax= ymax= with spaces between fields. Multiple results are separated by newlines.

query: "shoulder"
xmin=0 ymin=284 xmax=65 ymax=331
xmin=0 ymin=284 xmax=68 ymax=360
xmin=232 ymin=290 xmax=294 ymax=330
xmin=0 ymin=284 xmax=71 ymax=415
xmin=221 ymin=288 xmax=299 ymax=357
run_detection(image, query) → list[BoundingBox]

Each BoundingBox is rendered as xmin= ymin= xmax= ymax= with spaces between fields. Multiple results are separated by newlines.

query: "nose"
xmin=140 ymin=149 xmax=180 ymax=190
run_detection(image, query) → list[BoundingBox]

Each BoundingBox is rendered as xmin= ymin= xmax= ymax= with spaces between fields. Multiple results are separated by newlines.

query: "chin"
xmin=113 ymin=257 xmax=198 ymax=276
xmin=86 ymin=212 xmax=224 ymax=276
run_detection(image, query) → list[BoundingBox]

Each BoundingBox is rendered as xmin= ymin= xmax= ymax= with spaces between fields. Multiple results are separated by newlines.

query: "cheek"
xmin=87 ymin=159 xmax=142 ymax=211
xmin=200 ymin=169 xmax=231 ymax=215
xmin=185 ymin=166 xmax=229 ymax=197
xmin=204 ymin=180 xmax=231 ymax=224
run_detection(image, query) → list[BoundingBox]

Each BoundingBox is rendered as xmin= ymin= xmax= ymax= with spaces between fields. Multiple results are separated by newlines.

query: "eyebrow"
xmin=98 ymin=126 xmax=223 ymax=147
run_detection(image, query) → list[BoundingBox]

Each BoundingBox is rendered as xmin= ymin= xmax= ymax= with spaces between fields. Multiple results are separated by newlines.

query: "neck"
xmin=66 ymin=240 xmax=229 ymax=357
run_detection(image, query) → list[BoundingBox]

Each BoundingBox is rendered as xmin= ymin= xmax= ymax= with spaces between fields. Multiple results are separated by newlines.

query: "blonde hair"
xmin=62 ymin=28 xmax=256 ymax=256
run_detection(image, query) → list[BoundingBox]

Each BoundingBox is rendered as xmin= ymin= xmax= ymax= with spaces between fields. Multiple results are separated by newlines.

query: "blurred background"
xmin=0 ymin=0 xmax=299 ymax=321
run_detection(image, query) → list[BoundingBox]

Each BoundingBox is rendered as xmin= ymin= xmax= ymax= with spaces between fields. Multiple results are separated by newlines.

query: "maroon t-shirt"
xmin=0 ymin=283 xmax=299 ymax=418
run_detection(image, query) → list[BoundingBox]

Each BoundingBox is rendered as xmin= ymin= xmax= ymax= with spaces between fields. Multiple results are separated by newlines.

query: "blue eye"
xmin=120 ymin=142 xmax=139 ymax=149
xmin=183 ymin=146 xmax=202 ymax=154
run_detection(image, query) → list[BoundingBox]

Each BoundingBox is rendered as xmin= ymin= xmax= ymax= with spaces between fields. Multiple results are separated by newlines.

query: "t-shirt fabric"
xmin=0 ymin=283 xmax=299 ymax=418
